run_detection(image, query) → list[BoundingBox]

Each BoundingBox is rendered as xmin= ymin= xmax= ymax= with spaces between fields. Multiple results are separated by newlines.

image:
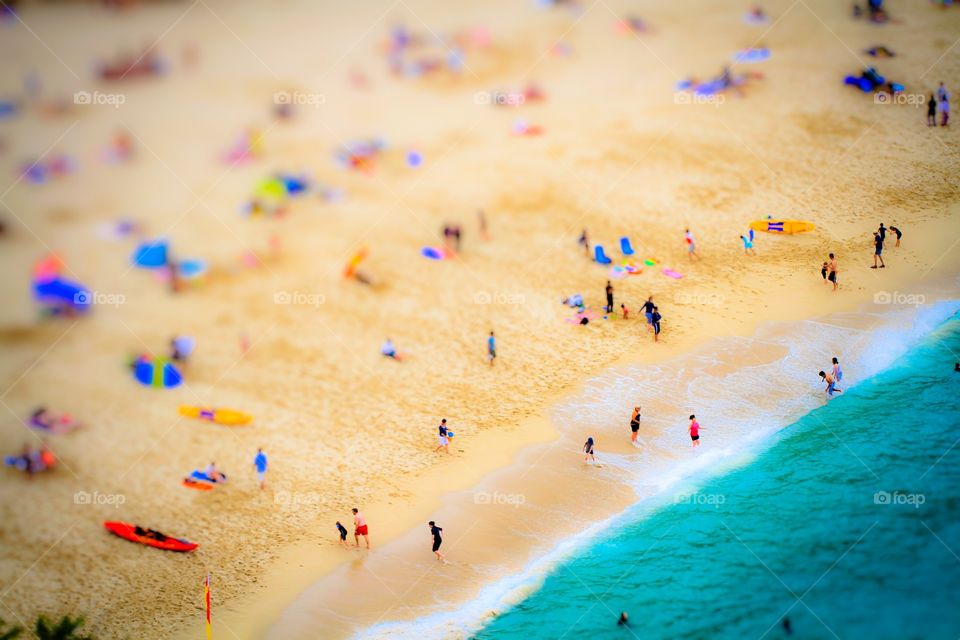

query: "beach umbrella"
xmin=134 ymin=356 xmax=182 ymax=388
xmin=133 ymin=239 xmax=169 ymax=268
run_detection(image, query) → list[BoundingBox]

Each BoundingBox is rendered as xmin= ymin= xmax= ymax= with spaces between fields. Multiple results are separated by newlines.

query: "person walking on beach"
xmin=890 ymin=225 xmax=902 ymax=247
xmin=819 ymin=370 xmax=842 ymax=397
xmin=578 ymin=229 xmax=590 ymax=258
xmin=685 ymin=228 xmax=700 ymax=261
xmin=642 ymin=296 xmax=655 ymax=332
xmin=872 ymin=232 xmax=885 ymax=269
xmin=630 ymin=406 xmax=641 ymax=447
xmin=253 ymin=447 xmax=268 ymax=490
xmin=928 ymin=93 xmax=938 ymax=127
xmin=605 ymin=280 xmax=614 ymax=313
xmin=336 ymin=521 xmax=349 ymax=548
xmin=827 ymin=253 xmax=839 ymax=291
xmin=651 ymin=306 xmax=662 ymax=342
xmin=688 ymin=415 xmax=702 ymax=447
xmin=583 ymin=436 xmax=597 ymax=464
xmin=428 ymin=521 xmax=445 ymax=561
xmin=352 ymin=508 xmax=370 ymax=549
xmin=487 ymin=331 xmax=496 ymax=366
xmin=832 ymin=357 xmax=843 ymax=385
xmin=937 ymin=81 xmax=950 ymax=127
xmin=435 ymin=418 xmax=450 ymax=454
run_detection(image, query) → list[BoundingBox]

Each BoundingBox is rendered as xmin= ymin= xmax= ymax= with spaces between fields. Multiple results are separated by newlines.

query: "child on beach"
xmin=740 ymin=234 xmax=756 ymax=256
xmin=651 ymin=306 xmax=662 ymax=342
xmin=821 ymin=261 xmax=829 ymax=284
xmin=336 ymin=521 xmax=349 ymax=548
xmin=352 ymin=508 xmax=370 ymax=549
xmin=583 ymin=437 xmax=597 ymax=464
xmin=435 ymin=419 xmax=450 ymax=454
xmin=429 ymin=521 xmax=444 ymax=560
xmin=819 ymin=370 xmax=842 ymax=396
xmin=253 ymin=448 xmax=268 ymax=489
xmin=620 ymin=303 xmax=629 ymax=320
xmin=630 ymin=406 xmax=641 ymax=446
xmin=688 ymin=415 xmax=701 ymax=447
xmin=487 ymin=331 xmax=496 ymax=366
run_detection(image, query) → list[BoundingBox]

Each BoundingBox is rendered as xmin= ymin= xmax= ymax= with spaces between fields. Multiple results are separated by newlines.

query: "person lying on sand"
xmin=30 ymin=407 xmax=81 ymax=433
xmin=381 ymin=338 xmax=404 ymax=361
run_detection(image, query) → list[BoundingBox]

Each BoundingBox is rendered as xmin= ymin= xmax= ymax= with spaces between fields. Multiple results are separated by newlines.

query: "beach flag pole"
xmin=205 ymin=573 xmax=212 ymax=640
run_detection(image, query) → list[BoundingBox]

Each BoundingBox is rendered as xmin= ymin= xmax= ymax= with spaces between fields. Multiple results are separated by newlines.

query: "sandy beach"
xmin=0 ymin=0 xmax=958 ymax=638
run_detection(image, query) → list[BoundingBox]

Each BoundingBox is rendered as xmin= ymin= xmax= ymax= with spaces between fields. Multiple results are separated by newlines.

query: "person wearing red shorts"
xmin=352 ymin=508 xmax=370 ymax=549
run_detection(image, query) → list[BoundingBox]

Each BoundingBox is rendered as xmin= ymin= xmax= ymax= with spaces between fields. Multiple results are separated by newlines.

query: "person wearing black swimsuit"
xmin=630 ymin=406 xmax=641 ymax=447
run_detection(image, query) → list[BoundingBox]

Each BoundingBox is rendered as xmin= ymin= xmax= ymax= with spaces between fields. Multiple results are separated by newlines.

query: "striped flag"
xmin=205 ymin=573 xmax=212 ymax=640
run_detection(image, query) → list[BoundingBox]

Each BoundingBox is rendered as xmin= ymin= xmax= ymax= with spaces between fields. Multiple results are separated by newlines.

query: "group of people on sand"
xmin=820 ymin=222 xmax=902 ymax=290
xmin=335 ymin=508 xmax=371 ymax=550
xmin=819 ymin=357 xmax=844 ymax=397
xmin=927 ymin=82 xmax=950 ymax=127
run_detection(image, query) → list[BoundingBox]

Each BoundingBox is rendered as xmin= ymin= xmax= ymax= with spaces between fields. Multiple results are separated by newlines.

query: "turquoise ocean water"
xmin=474 ymin=314 xmax=960 ymax=640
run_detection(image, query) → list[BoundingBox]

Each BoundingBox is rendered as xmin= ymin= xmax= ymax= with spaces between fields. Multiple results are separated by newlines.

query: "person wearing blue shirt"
xmin=253 ymin=448 xmax=268 ymax=490
xmin=487 ymin=331 xmax=496 ymax=367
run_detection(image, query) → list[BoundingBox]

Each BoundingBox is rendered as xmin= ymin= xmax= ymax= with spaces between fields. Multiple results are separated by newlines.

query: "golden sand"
xmin=0 ymin=0 xmax=957 ymax=638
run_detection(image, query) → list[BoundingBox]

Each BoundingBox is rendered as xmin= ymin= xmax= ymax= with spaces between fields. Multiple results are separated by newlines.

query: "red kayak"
xmin=103 ymin=521 xmax=198 ymax=552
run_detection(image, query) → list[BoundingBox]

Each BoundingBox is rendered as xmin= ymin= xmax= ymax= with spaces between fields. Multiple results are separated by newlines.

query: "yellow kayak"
xmin=178 ymin=406 xmax=252 ymax=426
xmin=749 ymin=219 xmax=815 ymax=234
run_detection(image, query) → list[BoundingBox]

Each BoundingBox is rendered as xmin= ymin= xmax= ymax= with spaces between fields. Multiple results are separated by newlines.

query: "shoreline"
xmin=270 ymin=285 xmax=960 ymax=640
xmin=188 ymin=252 xmax=960 ymax=640
xmin=0 ymin=1 xmax=958 ymax=638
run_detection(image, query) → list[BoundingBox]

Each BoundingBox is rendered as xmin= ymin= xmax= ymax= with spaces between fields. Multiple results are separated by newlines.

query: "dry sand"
xmin=0 ymin=0 xmax=958 ymax=638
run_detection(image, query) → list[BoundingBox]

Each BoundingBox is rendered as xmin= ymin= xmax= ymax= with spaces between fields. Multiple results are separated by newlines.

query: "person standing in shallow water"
xmin=630 ymin=406 xmax=641 ymax=447
xmin=429 ymin=521 xmax=444 ymax=561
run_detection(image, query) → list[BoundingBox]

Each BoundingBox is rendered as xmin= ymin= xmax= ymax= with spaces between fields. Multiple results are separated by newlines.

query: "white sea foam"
xmin=353 ymin=300 xmax=959 ymax=640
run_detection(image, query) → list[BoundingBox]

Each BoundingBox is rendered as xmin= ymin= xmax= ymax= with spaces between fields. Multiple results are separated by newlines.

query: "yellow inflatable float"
xmin=178 ymin=406 xmax=252 ymax=426
xmin=749 ymin=219 xmax=815 ymax=234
